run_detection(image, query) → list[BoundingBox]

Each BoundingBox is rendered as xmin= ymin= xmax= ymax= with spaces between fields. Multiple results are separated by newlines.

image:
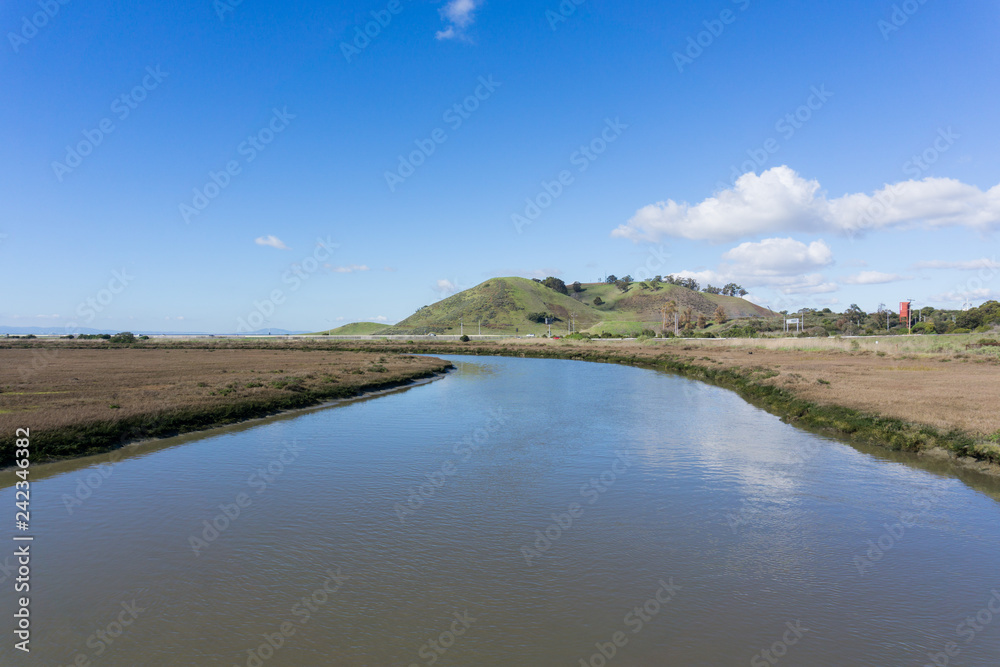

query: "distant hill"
xmin=316 ymin=322 xmax=392 ymax=336
xmin=382 ymin=277 xmax=775 ymax=336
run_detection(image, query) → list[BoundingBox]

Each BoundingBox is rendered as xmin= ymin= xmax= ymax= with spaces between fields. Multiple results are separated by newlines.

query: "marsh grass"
xmin=0 ymin=343 xmax=450 ymax=464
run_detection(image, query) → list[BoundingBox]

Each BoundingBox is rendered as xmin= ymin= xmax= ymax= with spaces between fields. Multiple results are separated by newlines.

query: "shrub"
xmin=460 ymin=334 xmax=470 ymax=342
xmin=110 ymin=332 xmax=137 ymax=345
xmin=593 ymin=297 xmax=604 ymax=306
xmin=640 ymin=329 xmax=656 ymax=338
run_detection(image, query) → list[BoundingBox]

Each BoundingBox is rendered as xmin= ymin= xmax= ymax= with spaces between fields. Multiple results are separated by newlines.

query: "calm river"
xmin=2 ymin=356 xmax=999 ymax=666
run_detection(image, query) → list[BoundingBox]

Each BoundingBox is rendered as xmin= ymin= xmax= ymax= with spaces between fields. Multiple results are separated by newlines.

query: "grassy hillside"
xmin=315 ymin=322 xmax=391 ymax=336
xmin=384 ymin=277 xmax=601 ymax=336
xmin=382 ymin=277 xmax=775 ymax=336
xmin=570 ymin=282 xmax=772 ymax=319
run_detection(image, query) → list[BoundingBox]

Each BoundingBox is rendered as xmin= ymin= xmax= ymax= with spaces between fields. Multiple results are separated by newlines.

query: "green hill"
xmin=382 ymin=277 xmax=774 ymax=336
xmin=316 ymin=322 xmax=391 ymax=336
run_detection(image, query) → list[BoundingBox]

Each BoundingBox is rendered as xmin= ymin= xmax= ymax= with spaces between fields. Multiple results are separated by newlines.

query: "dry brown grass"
xmin=659 ymin=346 xmax=1000 ymax=437
xmin=0 ymin=343 xmax=448 ymax=443
xmin=324 ymin=336 xmax=1000 ymax=438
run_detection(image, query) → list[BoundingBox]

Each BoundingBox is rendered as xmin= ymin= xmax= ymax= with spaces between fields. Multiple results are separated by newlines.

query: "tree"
xmin=697 ymin=314 xmax=707 ymax=329
xmin=845 ymin=304 xmax=865 ymax=326
xmin=571 ymin=281 xmax=583 ymax=293
xmin=661 ymin=300 xmax=677 ymax=334
xmin=593 ymin=297 xmax=604 ymax=306
xmin=605 ymin=275 xmax=618 ymax=284
xmin=721 ymin=283 xmax=747 ymax=297
xmin=714 ymin=305 xmax=728 ymax=325
xmin=110 ymin=332 xmax=136 ymax=344
xmin=542 ymin=276 xmax=568 ymax=295
xmin=614 ymin=279 xmax=630 ymax=292
xmin=703 ymin=285 xmax=722 ymax=295
xmin=680 ymin=307 xmax=694 ymax=329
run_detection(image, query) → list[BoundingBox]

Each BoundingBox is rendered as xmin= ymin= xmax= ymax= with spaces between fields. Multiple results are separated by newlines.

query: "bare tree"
xmin=714 ymin=305 xmax=728 ymax=325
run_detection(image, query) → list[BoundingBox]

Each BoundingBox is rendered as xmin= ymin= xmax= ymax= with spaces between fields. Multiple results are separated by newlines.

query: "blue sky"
xmin=3 ymin=0 xmax=998 ymax=332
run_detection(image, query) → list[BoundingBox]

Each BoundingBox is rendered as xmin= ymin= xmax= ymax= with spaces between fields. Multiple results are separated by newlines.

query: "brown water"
xmin=2 ymin=356 xmax=999 ymax=666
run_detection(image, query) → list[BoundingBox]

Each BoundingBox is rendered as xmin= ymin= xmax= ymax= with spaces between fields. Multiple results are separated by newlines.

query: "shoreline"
xmin=346 ymin=340 xmax=1000 ymax=478
xmin=1 ymin=346 xmax=453 ymax=466
xmin=0 ymin=370 xmax=452 ymax=480
xmin=4 ymin=338 xmax=998 ymax=480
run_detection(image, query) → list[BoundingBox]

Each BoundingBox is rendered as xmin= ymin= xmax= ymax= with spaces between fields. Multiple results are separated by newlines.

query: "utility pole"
xmin=479 ymin=319 xmax=481 ymax=336
xmin=460 ymin=320 xmax=463 ymax=336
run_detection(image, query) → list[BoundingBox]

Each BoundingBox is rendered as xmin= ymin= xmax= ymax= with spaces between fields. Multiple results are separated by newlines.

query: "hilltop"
xmin=378 ymin=277 xmax=774 ymax=336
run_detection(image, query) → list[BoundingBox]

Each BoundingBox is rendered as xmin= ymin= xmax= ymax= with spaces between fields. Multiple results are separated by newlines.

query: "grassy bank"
xmin=4 ymin=337 xmax=998 ymax=474
xmin=0 ymin=344 xmax=451 ymax=465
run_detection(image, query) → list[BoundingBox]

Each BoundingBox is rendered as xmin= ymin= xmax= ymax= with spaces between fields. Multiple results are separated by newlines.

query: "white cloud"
xmin=255 ymin=235 xmax=289 ymax=250
xmin=613 ymin=166 xmax=1000 ymax=242
xmin=328 ymin=264 xmax=370 ymax=274
xmin=722 ymin=238 xmax=833 ymax=277
xmin=436 ymin=0 xmax=481 ymax=40
xmin=912 ymin=258 xmax=1000 ymax=270
xmin=433 ymin=279 xmax=461 ymax=296
xmin=928 ymin=288 xmax=1000 ymax=304
xmin=671 ymin=237 xmax=838 ymax=296
xmin=373 ymin=316 xmax=389 ymax=322
xmin=842 ymin=271 xmax=911 ymax=285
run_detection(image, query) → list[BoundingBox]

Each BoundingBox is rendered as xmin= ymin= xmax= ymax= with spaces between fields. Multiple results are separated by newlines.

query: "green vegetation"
xmin=314 ymin=322 xmax=392 ymax=336
xmin=379 ymin=276 xmax=774 ymax=336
